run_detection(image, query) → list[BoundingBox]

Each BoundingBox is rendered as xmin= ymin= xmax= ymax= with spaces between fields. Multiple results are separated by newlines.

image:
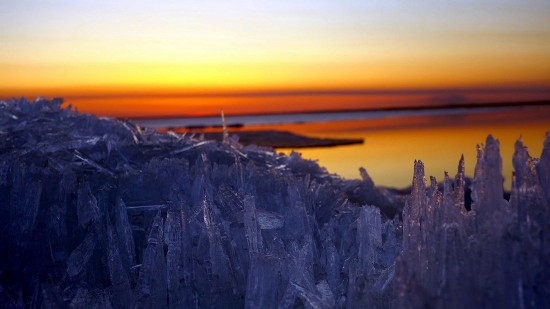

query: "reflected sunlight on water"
xmin=275 ymin=106 xmax=550 ymax=189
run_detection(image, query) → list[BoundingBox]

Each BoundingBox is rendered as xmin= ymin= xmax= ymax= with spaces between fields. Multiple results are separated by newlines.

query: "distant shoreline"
xmin=129 ymin=100 xmax=550 ymax=129
xmin=127 ymin=100 xmax=549 ymax=120
xmin=200 ymin=130 xmax=364 ymax=148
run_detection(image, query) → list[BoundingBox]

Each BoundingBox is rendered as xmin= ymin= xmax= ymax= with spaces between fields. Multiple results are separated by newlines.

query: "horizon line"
xmin=1 ymin=85 xmax=550 ymax=100
xmin=125 ymin=99 xmax=550 ymax=120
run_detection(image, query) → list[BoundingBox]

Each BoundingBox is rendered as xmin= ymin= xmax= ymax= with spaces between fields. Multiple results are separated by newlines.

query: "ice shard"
xmin=1 ymin=98 xmax=549 ymax=308
xmin=395 ymin=134 xmax=550 ymax=308
xmin=107 ymin=225 xmax=135 ymax=309
xmin=136 ymin=212 xmax=167 ymax=308
xmin=164 ymin=206 xmax=192 ymax=308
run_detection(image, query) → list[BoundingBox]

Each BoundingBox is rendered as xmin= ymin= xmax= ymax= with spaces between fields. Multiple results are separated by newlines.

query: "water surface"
xmin=269 ymin=106 xmax=550 ymax=189
xmin=139 ymin=105 xmax=550 ymax=189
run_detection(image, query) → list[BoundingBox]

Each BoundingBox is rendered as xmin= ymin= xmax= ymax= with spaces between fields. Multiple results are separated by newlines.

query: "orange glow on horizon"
xmin=1 ymin=85 xmax=549 ymax=118
xmin=1 ymin=2 xmax=549 ymax=117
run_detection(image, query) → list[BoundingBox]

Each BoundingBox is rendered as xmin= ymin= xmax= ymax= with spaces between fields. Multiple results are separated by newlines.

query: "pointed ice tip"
xmin=458 ymin=155 xmax=465 ymax=167
xmin=359 ymin=167 xmax=372 ymax=182
xmin=414 ymin=160 xmax=425 ymax=177
xmin=515 ymin=137 xmax=523 ymax=144
xmin=514 ymin=137 xmax=526 ymax=152
xmin=485 ymin=134 xmax=499 ymax=146
xmin=484 ymin=135 xmax=501 ymax=162
xmin=221 ymin=109 xmax=228 ymax=143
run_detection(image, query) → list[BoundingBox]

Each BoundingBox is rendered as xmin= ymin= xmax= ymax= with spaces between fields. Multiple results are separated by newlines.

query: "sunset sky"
xmin=1 ymin=1 xmax=549 ymax=117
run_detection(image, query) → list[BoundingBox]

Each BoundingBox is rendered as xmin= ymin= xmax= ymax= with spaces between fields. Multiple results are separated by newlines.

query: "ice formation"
xmin=397 ymin=135 xmax=550 ymax=308
xmin=0 ymin=98 xmax=549 ymax=308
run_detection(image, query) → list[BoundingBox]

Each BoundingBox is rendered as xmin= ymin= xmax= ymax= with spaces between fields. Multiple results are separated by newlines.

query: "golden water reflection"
xmin=274 ymin=107 xmax=549 ymax=189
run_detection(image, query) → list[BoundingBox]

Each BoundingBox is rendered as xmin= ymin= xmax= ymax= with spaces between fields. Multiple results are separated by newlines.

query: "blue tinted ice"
xmin=1 ymin=98 xmax=549 ymax=308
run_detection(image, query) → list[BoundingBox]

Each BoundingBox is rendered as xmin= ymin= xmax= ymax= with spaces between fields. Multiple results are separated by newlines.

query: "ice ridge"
xmin=0 ymin=98 xmax=549 ymax=308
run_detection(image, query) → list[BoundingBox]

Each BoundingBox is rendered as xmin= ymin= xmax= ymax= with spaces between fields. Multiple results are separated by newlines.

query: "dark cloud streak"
xmin=65 ymin=86 xmax=550 ymax=100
